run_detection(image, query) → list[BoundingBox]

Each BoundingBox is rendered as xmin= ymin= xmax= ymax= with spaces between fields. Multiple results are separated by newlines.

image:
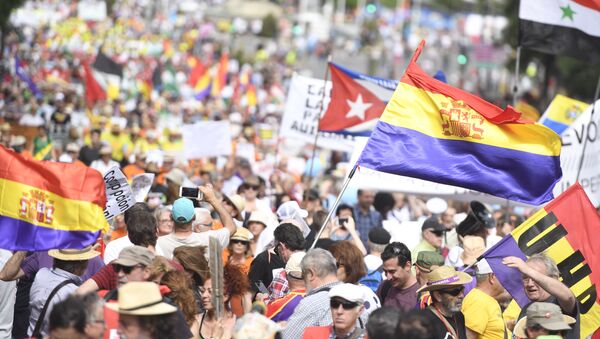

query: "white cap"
xmin=476 ymin=258 xmax=493 ymax=275
xmin=276 ymin=201 xmax=308 ymax=220
xmin=328 ymin=283 xmax=365 ymax=304
xmin=426 ymin=197 xmax=448 ymax=215
xmin=285 ymin=252 xmax=306 ymax=279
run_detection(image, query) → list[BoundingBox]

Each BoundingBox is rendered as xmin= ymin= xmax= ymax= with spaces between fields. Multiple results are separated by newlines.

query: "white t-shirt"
xmin=359 ymin=284 xmax=381 ymax=316
xmin=103 ymin=236 xmax=166 ymax=264
xmin=157 ymin=228 xmax=231 ymax=259
xmin=0 ymin=250 xmax=16 ymax=339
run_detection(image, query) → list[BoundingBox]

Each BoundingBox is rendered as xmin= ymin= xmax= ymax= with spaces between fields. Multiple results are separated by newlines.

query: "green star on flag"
xmin=560 ymin=4 xmax=576 ymax=21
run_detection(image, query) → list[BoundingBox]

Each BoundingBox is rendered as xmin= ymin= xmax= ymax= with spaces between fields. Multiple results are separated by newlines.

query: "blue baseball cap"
xmin=172 ymin=198 xmax=195 ymax=223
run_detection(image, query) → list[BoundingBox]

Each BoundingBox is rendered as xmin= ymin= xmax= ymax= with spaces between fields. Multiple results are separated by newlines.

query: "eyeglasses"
xmin=244 ymin=184 xmax=259 ymax=190
xmin=429 ymin=229 xmax=444 ymax=237
xmin=231 ymin=239 xmax=249 ymax=245
xmin=113 ymin=264 xmax=143 ymax=274
xmin=330 ymin=299 xmax=359 ymax=310
xmin=440 ymin=287 xmax=464 ymax=297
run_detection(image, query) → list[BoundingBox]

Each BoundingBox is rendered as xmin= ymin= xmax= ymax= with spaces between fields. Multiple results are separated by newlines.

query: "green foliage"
xmin=502 ymin=0 xmax=600 ymax=102
xmin=0 ymin=0 xmax=26 ymax=28
xmin=259 ymin=13 xmax=277 ymax=38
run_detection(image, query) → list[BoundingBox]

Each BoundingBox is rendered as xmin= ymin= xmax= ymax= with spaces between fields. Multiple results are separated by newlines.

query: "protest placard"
xmin=554 ymin=100 xmax=600 ymax=206
xmin=182 ymin=121 xmax=232 ymax=159
xmin=131 ymin=173 xmax=155 ymax=203
xmin=103 ymin=167 xmax=135 ymax=220
xmin=280 ymin=74 xmax=356 ymax=152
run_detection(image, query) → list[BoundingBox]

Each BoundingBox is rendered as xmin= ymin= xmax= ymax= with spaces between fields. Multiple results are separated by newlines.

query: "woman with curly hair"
xmin=222 ymin=228 xmax=254 ymax=275
xmin=224 ymin=263 xmax=253 ymax=317
xmin=161 ymin=270 xmax=201 ymax=337
xmin=173 ymin=245 xmax=209 ymax=315
xmin=329 ymin=240 xmax=381 ymax=316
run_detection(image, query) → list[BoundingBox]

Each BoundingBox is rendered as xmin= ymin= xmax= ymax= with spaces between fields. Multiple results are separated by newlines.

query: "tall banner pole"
xmin=305 ymin=55 xmax=332 ymax=190
xmin=575 ymin=72 xmax=600 ymax=182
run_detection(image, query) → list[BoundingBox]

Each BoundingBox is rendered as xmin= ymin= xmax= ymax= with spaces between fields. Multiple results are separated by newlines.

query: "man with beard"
xmin=417 ymin=266 xmax=472 ymax=339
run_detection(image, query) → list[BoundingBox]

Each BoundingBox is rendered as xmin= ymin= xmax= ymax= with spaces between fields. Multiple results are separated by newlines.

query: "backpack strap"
xmin=32 ymin=279 xmax=76 ymax=338
xmin=378 ymin=280 xmax=393 ymax=303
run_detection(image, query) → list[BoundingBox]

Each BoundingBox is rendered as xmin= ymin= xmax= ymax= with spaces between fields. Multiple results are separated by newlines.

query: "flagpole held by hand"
xmin=310 ymin=163 xmax=358 ymax=249
xmin=575 ymin=72 xmax=600 ymax=182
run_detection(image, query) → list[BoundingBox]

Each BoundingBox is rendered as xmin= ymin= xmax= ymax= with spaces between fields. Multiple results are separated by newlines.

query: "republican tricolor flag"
xmin=519 ymin=0 xmax=600 ymax=63
xmin=358 ymin=41 xmax=563 ymax=205
xmin=319 ymin=63 xmax=397 ymax=136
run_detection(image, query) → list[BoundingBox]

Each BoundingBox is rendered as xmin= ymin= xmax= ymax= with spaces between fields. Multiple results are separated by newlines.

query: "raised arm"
xmin=0 ymin=251 xmax=27 ymax=281
xmin=200 ymin=184 xmax=236 ymax=235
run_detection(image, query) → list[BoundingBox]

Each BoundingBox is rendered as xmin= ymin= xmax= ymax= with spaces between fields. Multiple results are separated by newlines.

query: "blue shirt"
xmin=353 ymin=205 xmax=382 ymax=247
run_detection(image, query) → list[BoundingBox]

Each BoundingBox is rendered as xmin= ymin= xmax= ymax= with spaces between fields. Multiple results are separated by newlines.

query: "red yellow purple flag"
xmin=484 ymin=183 xmax=600 ymax=337
xmin=358 ymin=40 xmax=562 ymax=205
xmin=0 ymin=146 xmax=109 ymax=250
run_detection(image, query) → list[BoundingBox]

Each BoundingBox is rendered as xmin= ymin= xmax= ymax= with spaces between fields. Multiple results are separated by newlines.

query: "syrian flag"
xmin=319 ymin=63 xmax=398 ymax=136
xmin=519 ymin=0 xmax=600 ymax=63
xmin=90 ymin=51 xmax=124 ymax=100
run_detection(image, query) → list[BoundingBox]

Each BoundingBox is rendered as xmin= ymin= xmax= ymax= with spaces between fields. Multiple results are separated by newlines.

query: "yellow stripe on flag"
xmin=0 ymin=178 xmax=109 ymax=233
xmin=380 ymin=83 xmax=561 ymax=156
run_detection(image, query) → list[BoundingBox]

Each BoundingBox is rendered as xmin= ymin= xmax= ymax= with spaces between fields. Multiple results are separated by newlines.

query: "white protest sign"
xmin=236 ymin=142 xmax=256 ymax=165
xmin=280 ymin=74 xmax=356 ymax=152
xmin=554 ymin=100 xmax=600 ymax=207
xmin=103 ymin=167 xmax=135 ymax=220
xmin=77 ymin=1 xmax=107 ymax=21
xmin=182 ymin=121 xmax=232 ymax=159
xmin=131 ymin=173 xmax=155 ymax=203
xmin=347 ymin=138 xmax=533 ymax=206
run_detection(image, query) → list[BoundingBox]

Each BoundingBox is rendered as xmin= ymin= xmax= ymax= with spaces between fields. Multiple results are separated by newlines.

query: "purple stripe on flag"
xmin=482 ymin=235 xmax=530 ymax=307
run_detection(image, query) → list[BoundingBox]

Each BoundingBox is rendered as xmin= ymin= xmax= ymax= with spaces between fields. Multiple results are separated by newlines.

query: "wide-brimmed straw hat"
xmin=417 ymin=265 xmax=472 ymax=293
xmin=48 ymin=246 xmax=100 ymax=261
xmin=106 ymin=282 xmax=177 ymax=315
xmin=513 ymin=302 xmax=575 ymax=338
xmin=223 ymin=194 xmax=245 ymax=220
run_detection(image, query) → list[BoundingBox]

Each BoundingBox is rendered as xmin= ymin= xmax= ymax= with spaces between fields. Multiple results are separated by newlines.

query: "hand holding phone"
xmin=179 ymin=186 xmax=204 ymax=200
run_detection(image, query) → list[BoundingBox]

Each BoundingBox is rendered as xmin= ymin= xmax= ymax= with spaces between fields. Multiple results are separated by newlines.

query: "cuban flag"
xmin=319 ymin=63 xmax=397 ymax=136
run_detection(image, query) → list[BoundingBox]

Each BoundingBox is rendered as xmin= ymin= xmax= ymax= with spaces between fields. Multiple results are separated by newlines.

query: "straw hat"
xmin=231 ymin=227 xmax=253 ymax=242
xmin=223 ymin=194 xmax=245 ymax=220
xmin=106 ymin=282 xmax=177 ymax=315
xmin=247 ymin=210 xmax=270 ymax=228
xmin=48 ymin=246 xmax=100 ymax=261
xmin=460 ymin=236 xmax=486 ymax=266
xmin=417 ymin=265 xmax=473 ymax=293
xmin=513 ymin=302 xmax=575 ymax=338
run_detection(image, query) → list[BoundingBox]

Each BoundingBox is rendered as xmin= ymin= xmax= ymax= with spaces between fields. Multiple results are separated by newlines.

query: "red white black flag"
xmin=519 ymin=0 xmax=600 ymax=63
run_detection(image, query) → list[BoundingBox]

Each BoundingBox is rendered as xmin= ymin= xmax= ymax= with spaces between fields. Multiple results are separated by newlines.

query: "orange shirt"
xmin=110 ymin=228 xmax=127 ymax=241
xmin=122 ymin=164 xmax=145 ymax=180
xmin=222 ymin=249 xmax=254 ymax=275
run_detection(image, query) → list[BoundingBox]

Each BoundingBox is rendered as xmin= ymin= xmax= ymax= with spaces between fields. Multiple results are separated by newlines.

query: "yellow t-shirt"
xmin=462 ymin=288 xmax=506 ymax=339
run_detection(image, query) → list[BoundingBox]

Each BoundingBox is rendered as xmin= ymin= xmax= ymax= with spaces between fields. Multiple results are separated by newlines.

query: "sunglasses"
xmin=330 ymin=299 xmax=359 ymax=310
xmin=244 ymin=184 xmax=260 ymax=190
xmin=429 ymin=230 xmax=444 ymax=237
xmin=113 ymin=264 xmax=143 ymax=274
xmin=440 ymin=287 xmax=464 ymax=296
xmin=231 ymin=239 xmax=249 ymax=245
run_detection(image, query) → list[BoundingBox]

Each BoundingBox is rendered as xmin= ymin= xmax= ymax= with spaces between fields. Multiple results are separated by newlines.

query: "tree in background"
xmin=0 ymin=0 xmax=26 ymax=79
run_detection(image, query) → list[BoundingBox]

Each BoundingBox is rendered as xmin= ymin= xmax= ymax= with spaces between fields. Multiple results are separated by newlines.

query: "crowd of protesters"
xmin=0 ymin=1 xmax=591 ymax=339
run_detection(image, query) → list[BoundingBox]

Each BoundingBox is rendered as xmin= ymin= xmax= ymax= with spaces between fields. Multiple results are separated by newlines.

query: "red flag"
xmin=188 ymin=59 xmax=206 ymax=87
xmin=83 ymin=61 xmax=106 ymax=105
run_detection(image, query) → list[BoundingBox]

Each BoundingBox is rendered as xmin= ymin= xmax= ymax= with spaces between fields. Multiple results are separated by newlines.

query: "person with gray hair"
xmin=79 ymin=293 xmax=105 ymax=339
xmin=282 ymin=248 xmax=341 ymax=339
xmin=154 ymin=207 xmax=174 ymax=236
xmin=503 ymin=253 xmax=579 ymax=339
